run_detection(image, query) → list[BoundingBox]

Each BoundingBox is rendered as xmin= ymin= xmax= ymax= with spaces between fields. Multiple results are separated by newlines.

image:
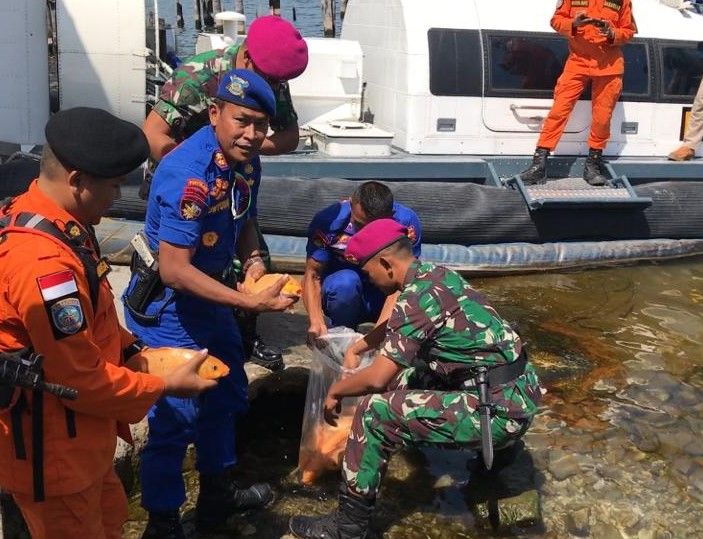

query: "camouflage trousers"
xmin=341 ymin=369 xmax=531 ymax=499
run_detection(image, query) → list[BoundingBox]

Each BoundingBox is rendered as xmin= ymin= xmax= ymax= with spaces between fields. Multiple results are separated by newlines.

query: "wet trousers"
xmin=684 ymin=78 xmax=703 ymax=148
xmin=537 ymin=71 xmax=623 ymax=151
xmin=341 ymin=369 xmax=529 ymax=498
xmin=12 ymin=467 xmax=127 ymax=539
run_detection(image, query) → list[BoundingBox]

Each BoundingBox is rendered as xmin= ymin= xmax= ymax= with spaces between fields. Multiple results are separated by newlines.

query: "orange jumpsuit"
xmin=537 ymin=0 xmax=637 ymax=151
xmin=0 ymin=180 xmax=165 ymax=539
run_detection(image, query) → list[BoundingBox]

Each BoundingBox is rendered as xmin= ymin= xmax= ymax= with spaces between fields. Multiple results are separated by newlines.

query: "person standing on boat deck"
xmin=519 ymin=0 xmax=637 ymax=186
xmin=0 ymin=107 xmax=216 ymax=539
xmin=290 ymin=219 xmax=543 ymax=539
xmin=142 ymin=15 xmax=308 ymax=371
xmin=304 ymin=181 xmax=422 ymax=345
xmin=668 ymin=77 xmax=703 ymax=161
xmin=123 ymin=70 xmax=297 ymax=538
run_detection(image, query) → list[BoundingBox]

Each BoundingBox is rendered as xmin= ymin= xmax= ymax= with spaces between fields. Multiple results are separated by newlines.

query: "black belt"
xmin=462 ymin=351 xmax=527 ymax=389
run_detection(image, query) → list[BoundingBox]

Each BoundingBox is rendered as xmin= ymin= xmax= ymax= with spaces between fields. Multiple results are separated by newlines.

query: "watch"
xmin=123 ymin=339 xmax=146 ymax=360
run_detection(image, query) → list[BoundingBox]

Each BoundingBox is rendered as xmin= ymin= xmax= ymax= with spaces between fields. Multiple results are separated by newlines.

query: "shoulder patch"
xmin=180 ymin=178 xmax=209 ymax=220
xmin=406 ymin=225 xmax=417 ymax=243
xmin=50 ymin=297 xmax=85 ymax=336
xmin=37 ymin=271 xmax=86 ymax=340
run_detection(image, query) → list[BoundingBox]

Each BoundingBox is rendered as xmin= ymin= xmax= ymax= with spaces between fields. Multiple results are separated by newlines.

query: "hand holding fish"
xmin=161 ymin=348 xmax=220 ymax=397
xmin=324 ymin=392 xmax=342 ymax=427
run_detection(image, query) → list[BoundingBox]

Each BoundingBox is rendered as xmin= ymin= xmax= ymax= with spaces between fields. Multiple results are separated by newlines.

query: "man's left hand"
xmin=324 ymin=393 xmax=342 ymax=426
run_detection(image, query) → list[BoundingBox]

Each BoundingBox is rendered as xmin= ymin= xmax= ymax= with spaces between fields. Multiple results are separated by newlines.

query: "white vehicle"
xmin=339 ymin=0 xmax=703 ymax=158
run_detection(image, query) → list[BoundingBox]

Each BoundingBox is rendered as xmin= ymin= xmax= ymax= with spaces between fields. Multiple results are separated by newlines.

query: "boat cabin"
xmin=339 ymin=0 xmax=703 ymax=157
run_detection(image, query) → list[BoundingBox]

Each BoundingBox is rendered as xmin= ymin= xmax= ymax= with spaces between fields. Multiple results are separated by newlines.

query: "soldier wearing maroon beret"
xmin=290 ymin=219 xmax=544 ymax=539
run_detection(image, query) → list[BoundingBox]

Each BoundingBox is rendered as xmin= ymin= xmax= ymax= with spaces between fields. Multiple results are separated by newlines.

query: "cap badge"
xmin=226 ymin=75 xmax=250 ymax=98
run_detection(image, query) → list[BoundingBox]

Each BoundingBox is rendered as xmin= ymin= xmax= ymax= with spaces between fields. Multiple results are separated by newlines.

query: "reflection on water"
xmin=124 ymin=258 xmax=703 ymax=537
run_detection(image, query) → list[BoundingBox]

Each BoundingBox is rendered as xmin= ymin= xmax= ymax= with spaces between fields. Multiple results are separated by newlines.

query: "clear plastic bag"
xmin=298 ymin=327 xmax=374 ymax=484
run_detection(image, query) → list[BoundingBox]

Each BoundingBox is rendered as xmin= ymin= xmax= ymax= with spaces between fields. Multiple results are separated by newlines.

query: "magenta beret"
xmin=246 ymin=16 xmax=309 ymax=82
xmin=345 ymin=219 xmax=408 ymax=266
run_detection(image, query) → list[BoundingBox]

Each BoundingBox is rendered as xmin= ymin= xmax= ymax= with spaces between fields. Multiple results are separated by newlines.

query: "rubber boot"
xmin=195 ymin=470 xmax=274 ymax=532
xmin=583 ymin=148 xmax=609 ymax=186
xmin=141 ymin=510 xmax=185 ymax=539
xmin=236 ymin=312 xmax=284 ymax=371
xmin=519 ymin=147 xmax=549 ymax=185
xmin=288 ymin=484 xmax=374 ymax=539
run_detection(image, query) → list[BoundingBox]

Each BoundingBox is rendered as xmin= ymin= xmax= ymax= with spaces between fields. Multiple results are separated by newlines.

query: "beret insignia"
xmin=226 ymin=75 xmax=250 ymax=98
xmin=180 ymin=178 xmax=209 ymax=220
xmin=344 ymin=253 xmax=358 ymax=264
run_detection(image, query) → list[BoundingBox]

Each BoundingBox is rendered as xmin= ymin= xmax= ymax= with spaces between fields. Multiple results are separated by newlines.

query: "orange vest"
xmin=551 ymin=0 xmax=637 ymax=76
xmin=0 ymin=180 xmax=164 ymax=497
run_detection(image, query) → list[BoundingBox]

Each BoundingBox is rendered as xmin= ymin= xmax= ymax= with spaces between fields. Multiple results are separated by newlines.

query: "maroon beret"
xmin=345 ymin=219 xmax=408 ymax=266
xmin=246 ymin=16 xmax=309 ymax=82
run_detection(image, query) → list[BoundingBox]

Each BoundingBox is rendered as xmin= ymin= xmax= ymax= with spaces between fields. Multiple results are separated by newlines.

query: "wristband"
xmin=123 ymin=339 xmax=146 ymax=360
xmin=243 ymin=256 xmax=265 ymax=273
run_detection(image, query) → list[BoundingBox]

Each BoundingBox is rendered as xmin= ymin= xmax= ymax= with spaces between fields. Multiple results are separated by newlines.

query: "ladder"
xmin=503 ymin=163 xmax=652 ymax=210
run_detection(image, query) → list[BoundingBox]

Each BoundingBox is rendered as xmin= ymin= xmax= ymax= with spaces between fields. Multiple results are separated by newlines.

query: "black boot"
xmin=195 ymin=470 xmax=274 ymax=532
xmin=141 ymin=510 xmax=184 ymax=539
xmin=519 ymin=147 xmax=550 ymax=185
xmin=237 ymin=313 xmax=284 ymax=371
xmin=289 ymin=484 xmax=374 ymax=539
xmin=583 ymin=148 xmax=609 ymax=186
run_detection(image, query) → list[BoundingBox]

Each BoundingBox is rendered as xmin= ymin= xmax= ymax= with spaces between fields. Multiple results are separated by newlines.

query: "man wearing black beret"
xmin=0 ymin=107 xmax=216 ymax=538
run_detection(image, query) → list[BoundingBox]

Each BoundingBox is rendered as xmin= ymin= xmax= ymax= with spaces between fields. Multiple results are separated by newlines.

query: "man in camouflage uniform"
xmin=142 ymin=15 xmax=308 ymax=369
xmin=289 ymin=219 xmax=543 ymax=539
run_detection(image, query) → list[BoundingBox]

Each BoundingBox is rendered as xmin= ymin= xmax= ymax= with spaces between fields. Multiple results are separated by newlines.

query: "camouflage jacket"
xmin=153 ymin=43 xmax=298 ymax=142
xmin=381 ymin=261 xmax=542 ymax=418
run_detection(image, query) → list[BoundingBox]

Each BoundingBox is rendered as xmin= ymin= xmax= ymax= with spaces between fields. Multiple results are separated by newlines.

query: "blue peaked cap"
xmin=215 ymin=68 xmax=276 ymax=117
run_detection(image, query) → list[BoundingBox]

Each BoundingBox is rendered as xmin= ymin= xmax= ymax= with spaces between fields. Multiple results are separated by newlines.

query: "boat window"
xmin=485 ymin=33 xmax=651 ymax=101
xmin=427 ymin=28 xmax=482 ymax=97
xmin=660 ymin=42 xmax=703 ymax=100
xmin=622 ymin=42 xmax=650 ymax=97
xmin=488 ymin=35 xmax=567 ymax=94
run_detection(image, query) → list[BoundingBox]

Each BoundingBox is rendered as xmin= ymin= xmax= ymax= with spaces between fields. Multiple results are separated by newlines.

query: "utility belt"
xmin=417 ymin=349 xmax=528 ymax=471
xmin=123 ymin=232 xmax=232 ymax=325
xmin=416 ymin=350 xmax=527 ymax=391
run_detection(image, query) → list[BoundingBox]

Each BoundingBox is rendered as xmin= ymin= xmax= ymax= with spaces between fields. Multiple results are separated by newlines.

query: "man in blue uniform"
xmin=303 ymin=181 xmax=421 ymax=344
xmin=123 ymin=69 xmax=296 ymax=538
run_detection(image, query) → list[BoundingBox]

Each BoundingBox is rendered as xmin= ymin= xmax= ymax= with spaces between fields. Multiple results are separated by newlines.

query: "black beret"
xmin=45 ymin=107 xmax=150 ymax=178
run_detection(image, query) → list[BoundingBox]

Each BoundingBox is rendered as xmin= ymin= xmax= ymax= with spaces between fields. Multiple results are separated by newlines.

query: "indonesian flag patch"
xmin=37 ymin=270 xmax=86 ymax=339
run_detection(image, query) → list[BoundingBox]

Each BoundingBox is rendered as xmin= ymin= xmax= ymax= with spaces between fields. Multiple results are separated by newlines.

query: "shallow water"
xmin=123 ymin=257 xmax=703 ymax=538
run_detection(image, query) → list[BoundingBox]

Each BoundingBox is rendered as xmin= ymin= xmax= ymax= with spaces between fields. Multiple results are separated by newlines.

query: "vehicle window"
xmin=488 ymin=35 xmax=567 ymax=92
xmin=622 ymin=42 xmax=649 ymax=96
xmin=427 ymin=28 xmax=482 ymax=97
xmin=661 ymin=44 xmax=703 ymax=98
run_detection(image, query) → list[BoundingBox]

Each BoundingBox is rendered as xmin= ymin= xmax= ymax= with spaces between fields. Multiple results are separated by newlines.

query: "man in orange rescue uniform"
xmin=0 ymin=107 xmax=217 ymax=539
xmin=519 ymin=0 xmax=637 ymax=186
